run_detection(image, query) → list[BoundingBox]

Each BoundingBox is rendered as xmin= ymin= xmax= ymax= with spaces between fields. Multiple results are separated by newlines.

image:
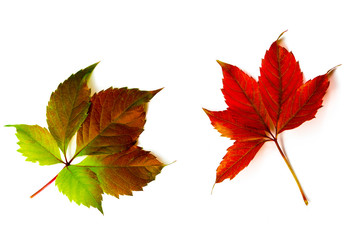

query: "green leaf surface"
xmin=78 ymin=146 xmax=164 ymax=198
xmin=6 ymin=124 xmax=63 ymax=165
xmin=76 ymin=87 xmax=161 ymax=156
xmin=46 ymin=63 xmax=98 ymax=154
xmin=56 ymin=165 xmax=103 ymax=214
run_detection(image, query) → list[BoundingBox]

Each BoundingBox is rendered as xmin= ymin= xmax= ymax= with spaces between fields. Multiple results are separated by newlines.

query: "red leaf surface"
xmin=218 ymin=62 xmax=273 ymax=140
xmin=216 ymin=140 xmax=266 ymax=183
xmin=259 ymin=38 xmax=303 ymax=128
xmin=277 ymin=74 xmax=329 ymax=133
xmin=204 ymin=32 xmax=335 ymax=204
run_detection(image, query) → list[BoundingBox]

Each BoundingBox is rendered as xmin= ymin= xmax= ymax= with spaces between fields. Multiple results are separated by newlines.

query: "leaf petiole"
xmin=30 ymin=173 xmax=59 ymax=198
xmin=273 ymin=138 xmax=308 ymax=205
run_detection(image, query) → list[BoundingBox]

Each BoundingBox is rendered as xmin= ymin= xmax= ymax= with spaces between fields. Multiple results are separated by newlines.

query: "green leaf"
xmin=76 ymin=87 xmax=161 ymax=156
xmin=78 ymin=146 xmax=164 ymax=198
xmin=55 ymin=165 xmax=103 ymax=214
xmin=46 ymin=62 xmax=98 ymax=155
xmin=6 ymin=124 xmax=63 ymax=165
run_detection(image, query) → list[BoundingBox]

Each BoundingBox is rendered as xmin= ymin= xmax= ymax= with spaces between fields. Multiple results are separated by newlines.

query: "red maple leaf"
xmin=204 ymin=31 xmax=337 ymax=205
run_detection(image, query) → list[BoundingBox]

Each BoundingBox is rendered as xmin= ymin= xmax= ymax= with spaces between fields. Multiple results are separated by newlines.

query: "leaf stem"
xmin=63 ymin=152 xmax=68 ymax=164
xmin=67 ymin=155 xmax=76 ymax=166
xmin=273 ymin=138 xmax=309 ymax=205
xmin=30 ymin=173 xmax=59 ymax=198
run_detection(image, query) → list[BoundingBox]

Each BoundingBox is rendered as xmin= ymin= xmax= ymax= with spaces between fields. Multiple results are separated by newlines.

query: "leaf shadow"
xmin=88 ymin=70 xmax=100 ymax=96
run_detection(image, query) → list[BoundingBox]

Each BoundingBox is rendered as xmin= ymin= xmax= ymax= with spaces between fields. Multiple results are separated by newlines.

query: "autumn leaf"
xmin=204 ymin=31 xmax=336 ymax=205
xmin=46 ymin=63 xmax=96 ymax=156
xmin=75 ymin=87 xmax=161 ymax=156
xmin=215 ymin=140 xmax=266 ymax=183
xmin=7 ymin=63 xmax=164 ymax=213
xmin=77 ymin=146 xmax=163 ymax=198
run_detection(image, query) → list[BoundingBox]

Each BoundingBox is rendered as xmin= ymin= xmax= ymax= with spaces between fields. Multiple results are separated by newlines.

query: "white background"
xmin=1 ymin=0 xmax=344 ymax=239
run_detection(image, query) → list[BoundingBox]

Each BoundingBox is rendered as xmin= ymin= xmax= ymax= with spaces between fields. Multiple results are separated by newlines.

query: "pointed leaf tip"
xmin=327 ymin=64 xmax=341 ymax=75
xmin=216 ymin=60 xmax=227 ymax=67
xmin=216 ymin=60 xmax=235 ymax=71
xmin=151 ymin=87 xmax=163 ymax=97
xmin=85 ymin=61 xmax=100 ymax=72
xmin=202 ymin=108 xmax=210 ymax=114
xmin=211 ymin=182 xmax=216 ymax=195
xmin=277 ymin=30 xmax=288 ymax=41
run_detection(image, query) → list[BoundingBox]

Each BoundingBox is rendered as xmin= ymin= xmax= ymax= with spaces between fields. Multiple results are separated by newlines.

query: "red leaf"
xmin=259 ymin=39 xmax=303 ymax=127
xmin=277 ymin=74 xmax=329 ymax=133
xmin=204 ymin=32 xmax=335 ymax=205
xmin=216 ymin=140 xmax=266 ymax=183
xmin=204 ymin=61 xmax=273 ymax=141
xmin=203 ymin=109 xmax=268 ymax=141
